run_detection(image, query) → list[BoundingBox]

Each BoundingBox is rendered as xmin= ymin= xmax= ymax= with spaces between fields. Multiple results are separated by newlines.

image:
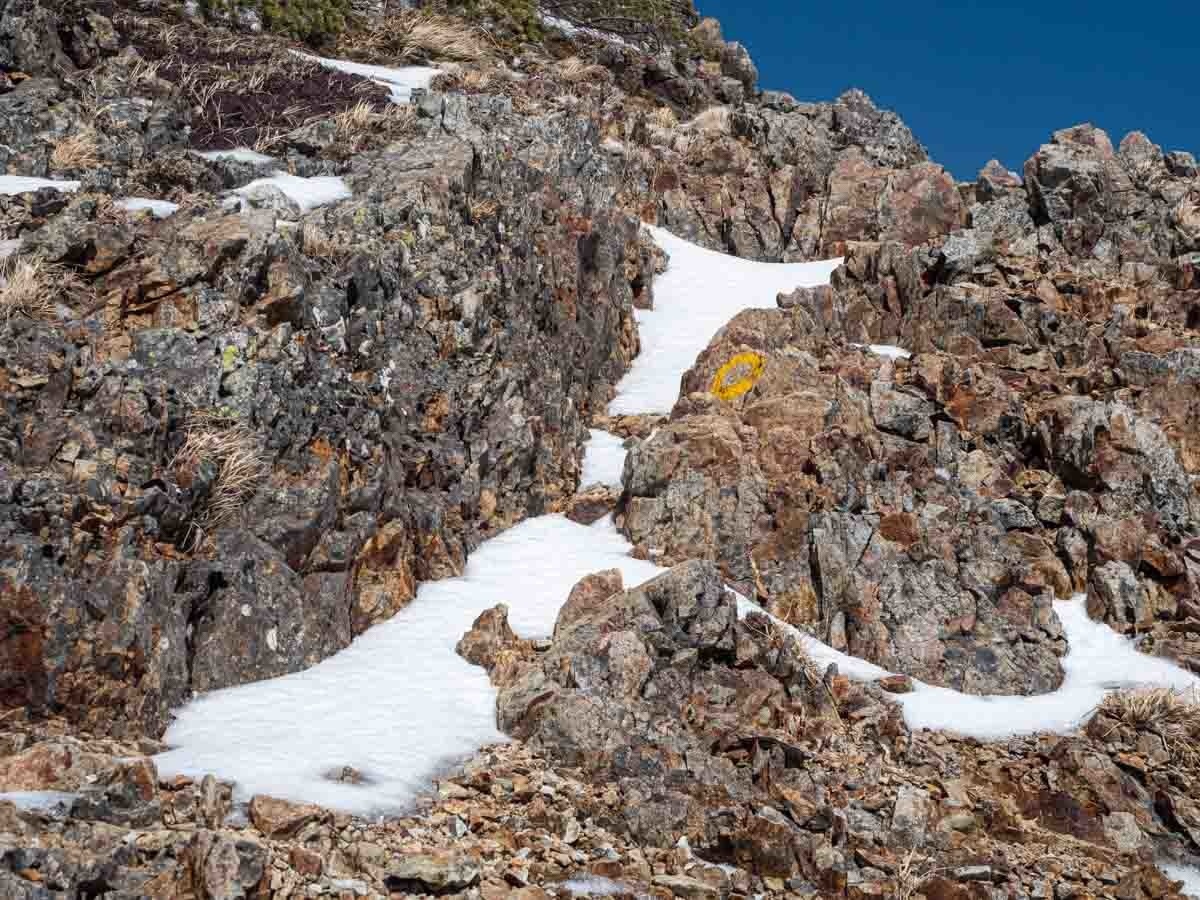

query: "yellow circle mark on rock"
xmin=711 ymin=351 xmax=765 ymax=401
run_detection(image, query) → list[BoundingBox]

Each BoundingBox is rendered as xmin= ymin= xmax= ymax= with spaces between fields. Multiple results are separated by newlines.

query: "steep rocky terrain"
xmin=620 ymin=124 xmax=1200 ymax=693
xmin=2 ymin=0 xmax=1200 ymax=898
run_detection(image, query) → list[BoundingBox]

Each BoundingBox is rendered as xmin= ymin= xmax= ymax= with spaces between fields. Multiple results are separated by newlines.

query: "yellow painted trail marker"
xmin=711 ymin=351 xmax=765 ymax=401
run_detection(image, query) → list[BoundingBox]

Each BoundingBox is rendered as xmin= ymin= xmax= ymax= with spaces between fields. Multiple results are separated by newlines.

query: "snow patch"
xmin=0 ymin=175 xmax=81 ymax=195
xmin=0 ymin=791 xmax=78 ymax=813
xmin=159 ymin=501 xmax=1200 ymax=814
xmin=559 ymin=875 xmax=646 ymax=897
xmin=539 ymin=13 xmax=639 ymax=50
xmin=852 ymin=343 xmax=912 ymax=360
xmin=118 ymin=198 xmax=179 ymax=218
xmin=580 ymin=429 xmax=627 ymax=489
xmin=1162 ymin=862 xmax=1200 ymax=899
xmin=898 ymin=596 xmax=1199 ymax=738
xmin=234 ymin=174 xmax=352 ymax=213
xmin=156 ymin=515 xmax=662 ymax=815
xmin=609 ymin=226 xmax=842 ymax=415
xmin=295 ymin=52 xmax=439 ymax=105
xmin=197 ymin=148 xmax=276 ymax=165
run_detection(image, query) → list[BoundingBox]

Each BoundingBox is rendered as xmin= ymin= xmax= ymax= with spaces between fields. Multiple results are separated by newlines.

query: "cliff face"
xmin=2 ymin=1 xmax=1200 ymax=898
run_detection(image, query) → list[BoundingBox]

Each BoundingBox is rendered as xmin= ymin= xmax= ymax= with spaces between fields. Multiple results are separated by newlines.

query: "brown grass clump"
xmin=555 ymin=56 xmax=608 ymax=84
xmin=431 ymin=64 xmax=498 ymax=94
xmin=404 ymin=14 xmax=488 ymax=60
xmin=1097 ymin=687 xmax=1200 ymax=765
xmin=332 ymin=99 xmax=413 ymax=147
xmin=49 ymin=131 xmax=102 ymax=172
xmin=647 ymin=105 xmax=679 ymax=130
xmin=681 ymin=105 xmax=731 ymax=135
xmin=0 ymin=257 xmax=92 ymax=326
xmin=468 ymin=198 xmax=499 ymax=221
xmin=342 ymin=12 xmax=488 ymax=63
xmin=298 ymin=223 xmax=353 ymax=262
xmin=170 ymin=413 xmax=270 ymax=546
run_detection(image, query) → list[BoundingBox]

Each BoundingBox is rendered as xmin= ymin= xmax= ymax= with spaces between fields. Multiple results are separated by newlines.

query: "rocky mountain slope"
xmin=2 ymin=0 xmax=1200 ymax=898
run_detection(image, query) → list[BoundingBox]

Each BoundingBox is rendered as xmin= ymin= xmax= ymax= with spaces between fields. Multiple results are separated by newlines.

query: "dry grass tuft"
xmin=329 ymin=99 xmax=414 ymax=153
xmin=894 ymin=850 xmax=948 ymax=900
xmin=49 ymin=131 xmax=102 ymax=172
xmin=404 ymin=14 xmax=488 ymax=60
xmin=647 ymin=105 xmax=680 ymax=130
xmin=299 ymin=223 xmax=353 ymax=261
xmin=344 ymin=13 xmax=487 ymax=63
xmin=468 ymin=198 xmax=499 ymax=221
xmin=461 ymin=68 xmax=494 ymax=91
xmin=335 ymin=99 xmax=378 ymax=135
xmin=1098 ymin=687 xmax=1200 ymax=765
xmin=742 ymin=611 xmax=821 ymax=689
xmin=170 ymin=413 xmax=270 ymax=546
xmin=556 ymin=56 xmax=608 ymax=84
xmin=682 ymin=105 xmax=731 ymax=134
xmin=0 ymin=257 xmax=92 ymax=326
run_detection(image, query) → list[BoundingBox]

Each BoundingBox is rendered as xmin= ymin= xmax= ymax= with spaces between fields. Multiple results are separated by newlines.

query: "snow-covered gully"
xmin=156 ymin=225 xmax=1199 ymax=822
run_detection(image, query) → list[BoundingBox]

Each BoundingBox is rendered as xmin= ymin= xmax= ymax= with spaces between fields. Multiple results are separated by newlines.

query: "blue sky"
xmin=696 ymin=1 xmax=1198 ymax=181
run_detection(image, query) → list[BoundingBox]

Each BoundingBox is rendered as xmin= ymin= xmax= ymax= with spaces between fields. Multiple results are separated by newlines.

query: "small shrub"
xmin=199 ymin=0 xmax=350 ymax=42
xmin=441 ymin=0 xmax=542 ymax=44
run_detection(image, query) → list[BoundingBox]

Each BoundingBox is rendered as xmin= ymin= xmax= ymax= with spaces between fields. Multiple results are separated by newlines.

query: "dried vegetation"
xmin=109 ymin=10 xmax=395 ymax=152
xmin=338 ymin=12 xmax=490 ymax=63
xmin=170 ymin=413 xmax=270 ymax=547
xmin=0 ymin=257 xmax=93 ymax=327
xmin=1097 ymin=686 xmax=1200 ymax=766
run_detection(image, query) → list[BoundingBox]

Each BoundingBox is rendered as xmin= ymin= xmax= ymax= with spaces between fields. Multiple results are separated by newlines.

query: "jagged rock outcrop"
xmin=450 ymin=563 xmax=1198 ymax=896
xmin=631 ymin=88 xmax=958 ymax=262
xmin=621 ymin=122 xmax=1200 ymax=687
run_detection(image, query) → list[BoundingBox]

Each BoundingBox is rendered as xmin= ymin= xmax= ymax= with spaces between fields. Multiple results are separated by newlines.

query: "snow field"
xmin=853 ymin=342 xmax=912 ymax=360
xmin=233 ymin=174 xmax=352 ymax=213
xmin=738 ymin=594 xmax=1200 ymax=740
xmin=0 ymin=791 xmax=78 ymax=813
xmin=197 ymin=148 xmax=277 ymax=165
xmin=118 ymin=198 xmax=179 ymax=218
xmin=1161 ymin=862 xmax=1200 ymax=898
